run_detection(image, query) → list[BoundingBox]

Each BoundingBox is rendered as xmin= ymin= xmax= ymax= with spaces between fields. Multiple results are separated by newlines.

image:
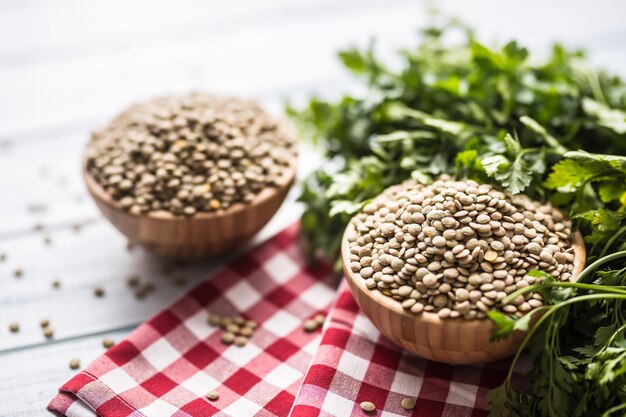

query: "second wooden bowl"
xmin=342 ymin=224 xmax=586 ymax=365
xmin=84 ymin=163 xmax=296 ymax=259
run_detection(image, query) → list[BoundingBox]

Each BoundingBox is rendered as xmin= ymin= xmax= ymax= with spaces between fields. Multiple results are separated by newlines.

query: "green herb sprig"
xmin=288 ymin=16 xmax=626 ymax=265
xmin=288 ymin=14 xmax=626 ymax=417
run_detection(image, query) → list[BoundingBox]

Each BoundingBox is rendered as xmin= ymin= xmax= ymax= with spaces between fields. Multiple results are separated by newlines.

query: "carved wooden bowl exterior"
xmin=84 ymin=161 xmax=296 ymax=259
xmin=342 ymin=223 xmax=586 ymax=365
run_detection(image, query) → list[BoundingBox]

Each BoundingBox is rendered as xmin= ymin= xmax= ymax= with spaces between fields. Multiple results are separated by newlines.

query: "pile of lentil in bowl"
xmin=86 ymin=93 xmax=297 ymax=216
xmin=346 ymin=177 xmax=576 ymax=319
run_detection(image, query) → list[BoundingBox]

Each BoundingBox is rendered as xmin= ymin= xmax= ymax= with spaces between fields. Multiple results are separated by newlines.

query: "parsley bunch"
xmin=487 ymin=151 xmax=626 ymax=417
xmin=288 ymin=15 xmax=626 ymax=417
xmin=288 ymin=17 xmax=626 ymax=264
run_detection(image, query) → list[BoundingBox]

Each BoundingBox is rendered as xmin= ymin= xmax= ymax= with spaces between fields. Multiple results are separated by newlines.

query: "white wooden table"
xmin=1 ymin=1 xmax=625 ymax=415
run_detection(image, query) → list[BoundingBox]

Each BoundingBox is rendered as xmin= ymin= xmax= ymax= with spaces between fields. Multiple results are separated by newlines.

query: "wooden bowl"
xmin=84 ymin=161 xmax=296 ymax=259
xmin=342 ymin=224 xmax=586 ymax=365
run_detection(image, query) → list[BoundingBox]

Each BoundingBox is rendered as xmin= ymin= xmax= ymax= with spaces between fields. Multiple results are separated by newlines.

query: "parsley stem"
xmin=602 ymin=402 xmax=626 ymax=417
xmin=502 ymin=251 xmax=626 ymax=304
xmin=600 ymin=224 xmax=626 ymax=258
xmin=503 ymin=293 xmax=626 ymax=385
xmin=544 ymin=282 xmax=626 ymax=294
xmin=603 ymin=321 xmax=626 ymax=352
xmin=576 ymin=250 xmax=626 ymax=283
xmin=500 ymin=283 xmax=542 ymax=304
xmin=501 ymin=281 xmax=626 ymax=305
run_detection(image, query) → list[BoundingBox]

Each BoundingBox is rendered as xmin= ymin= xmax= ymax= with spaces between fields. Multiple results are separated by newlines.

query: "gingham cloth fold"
xmin=290 ymin=281 xmax=526 ymax=417
xmin=48 ymin=223 xmax=339 ymax=417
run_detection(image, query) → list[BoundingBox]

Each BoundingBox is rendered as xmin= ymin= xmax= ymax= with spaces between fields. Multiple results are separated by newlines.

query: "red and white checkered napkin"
xmin=290 ymin=281 xmax=522 ymax=417
xmin=48 ymin=224 xmax=339 ymax=417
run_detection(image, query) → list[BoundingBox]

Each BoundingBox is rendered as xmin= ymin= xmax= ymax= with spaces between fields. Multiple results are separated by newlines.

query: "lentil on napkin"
xmin=48 ymin=224 xmax=339 ymax=417
xmin=291 ymin=281 xmax=527 ymax=417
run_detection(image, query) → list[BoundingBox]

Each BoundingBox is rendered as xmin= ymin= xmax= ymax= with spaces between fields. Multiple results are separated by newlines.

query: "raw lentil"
xmin=9 ymin=322 xmax=20 ymax=333
xmin=206 ymin=390 xmax=220 ymax=401
xmin=207 ymin=314 xmax=221 ymax=326
xmin=134 ymin=282 xmax=155 ymax=299
xmin=234 ymin=336 xmax=248 ymax=347
xmin=93 ymin=287 xmax=105 ymax=297
xmin=303 ymin=319 xmax=319 ymax=332
xmin=102 ymin=338 xmax=115 ymax=349
xmin=69 ymin=358 xmax=80 ymax=370
xmin=52 ymin=279 xmax=61 ymax=289
xmin=313 ymin=313 xmax=326 ymax=326
xmin=221 ymin=332 xmax=235 ymax=345
xmin=401 ymin=397 xmax=416 ymax=410
xmin=360 ymin=401 xmax=376 ymax=412
xmin=239 ymin=326 xmax=254 ymax=337
xmin=86 ymin=93 xmax=297 ymax=216
xmin=14 ymin=268 xmax=23 ymax=278
xmin=225 ymin=323 xmax=240 ymax=334
xmin=43 ymin=327 xmax=54 ymax=338
xmin=126 ymin=275 xmax=140 ymax=287
xmin=40 ymin=319 xmax=50 ymax=328
xmin=347 ymin=178 xmax=574 ymax=319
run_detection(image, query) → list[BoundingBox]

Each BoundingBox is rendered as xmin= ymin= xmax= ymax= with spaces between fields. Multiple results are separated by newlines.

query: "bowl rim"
xmin=341 ymin=222 xmax=587 ymax=326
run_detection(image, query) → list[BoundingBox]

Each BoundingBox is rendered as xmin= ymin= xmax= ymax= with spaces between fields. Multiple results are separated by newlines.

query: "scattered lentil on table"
xmin=225 ymin=323 xmax=240 ymax=334
xmin=9 ymin=322 xmax=19 ymax=333
xmin=40 ymin=319 xmax=50 ymax=328
xmin=93 ymin=287 xmax=105 ymax=297
xmin=360 ymin=401 xmax=376 ymax=412
xmin=347 ymin=178 xmax=575 ymax=319
xmin=102 ymin=338 xmax=115 ymax=349
xmin=303 ymin=314 xmax=327 ymax=332
xmin=14 ymin=268 xmax=23 ymax=278
xmin=221 ymin=332 xmax=235 ymax=345
xmin=206 ymin=390 xmax=220 ymax=401
xmin=134 ymin=282 xmax=154 ymax=299
xmin=51 ymin=279 xmax=61 ymax=289
xmin=234 ymin=336 xmax=248 ymax=347
xmin=313 ymin=313 xmax=326 ymax=326
xmin=69 ymin=358 xmax=80 ymax=370
xmin=239 ymin=326 xmax=254 ymax=337
xmin=85 ymin=93 xmax=297 ymax=216
xmin=126 ymin=275 xmax=140 ymax=287
xmin=43 ymin=327 xmax=54 ymax=339
xmin=208 ymin=313 xmax=259 ymax=347
xmin=207 ymin=314 xmax=221 ymax=326
xmin=401 ymin=397 xmax=416 ymax=410
xmin=303 ymin=319 xmax=319 ymax=333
